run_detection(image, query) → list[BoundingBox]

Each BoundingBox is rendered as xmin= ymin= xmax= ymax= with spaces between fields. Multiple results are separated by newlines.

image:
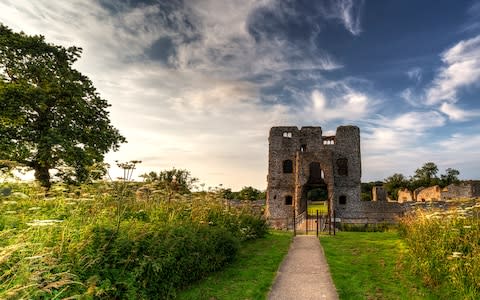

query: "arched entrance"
xmin=298 ymin=162 xmax=329 ymax=215
xmin=292 ymin=161 xmax=335 ymax=235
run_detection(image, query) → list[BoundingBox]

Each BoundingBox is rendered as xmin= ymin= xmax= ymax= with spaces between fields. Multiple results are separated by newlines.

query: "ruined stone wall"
xmin=266 ymin=127 xmax=299 ymax=227
xmin=372 ymin=186 xmax=387 ymax=201
xmin=440 ymin=181 xmax=480 ymax=200
xmin=331 ymin=126 xmax=362 ymax=220
xmin=338 ymin=201 xmax=406 ymax=224
xmin=471 ymin=181 xmax=480 ymax=197
xmin=416 ymin=185 xmax=441 ymax=201
xmin=397 ymin=188 xmax=413 ymax=202
xmin=441 ymin=183 xmax=472 ymax=200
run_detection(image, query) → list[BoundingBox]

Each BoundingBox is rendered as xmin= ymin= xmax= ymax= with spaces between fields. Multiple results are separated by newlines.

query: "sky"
xmin=1 ymin=0 xmax=480 ymax=190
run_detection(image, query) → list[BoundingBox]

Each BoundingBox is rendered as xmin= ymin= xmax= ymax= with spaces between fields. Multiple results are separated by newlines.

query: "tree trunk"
xmin=34 ymin=164 xmax=51 ymax=189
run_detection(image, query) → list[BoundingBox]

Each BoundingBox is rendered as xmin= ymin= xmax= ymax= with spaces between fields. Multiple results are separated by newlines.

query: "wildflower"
xmin=451 ymin=252 xmax=463 ymax=258
xmin=2 ymin=201 xmax=17 ymax=205
xmin=28 ymin=207 xmax=41 ymax=211
xmin=25 ymin=255 xmax=44 ymax=260
xmin=26 ymin=219 xmax=63 ymax=226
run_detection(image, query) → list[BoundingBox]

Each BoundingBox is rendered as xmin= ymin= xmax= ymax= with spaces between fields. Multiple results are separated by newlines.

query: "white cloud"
xmin=336 ymin=0 xmax=364 ymax=36
xmin=439 ymin=102 xmax=480 ymax=121
xmin=360 ymin=110 xmax=445 ymax=157
xmin=308 ymin=88 xmax=371 ymax=121
xmin=391 ymin=111 xmax=445 ymax=131
xmin=400 ymin=88 xmax=421 ymax=107
xmin=406 ymin=67 xmax=422 ymax=83
xmin=425 ymin=35 xmax=480 ymax=105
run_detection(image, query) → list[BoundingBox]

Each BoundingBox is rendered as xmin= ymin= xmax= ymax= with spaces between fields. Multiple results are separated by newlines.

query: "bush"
xmin=75 ymin=223 xmax=239 ymax=299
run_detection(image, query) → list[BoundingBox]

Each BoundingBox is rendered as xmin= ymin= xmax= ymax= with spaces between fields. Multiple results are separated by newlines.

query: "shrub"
xmin=74 ymin=223 xmax=239 ymax=299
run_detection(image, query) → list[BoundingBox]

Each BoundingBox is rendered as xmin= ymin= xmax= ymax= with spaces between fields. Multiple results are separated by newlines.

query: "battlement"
xmin=269 ymin=125 xmax=359 ymax=148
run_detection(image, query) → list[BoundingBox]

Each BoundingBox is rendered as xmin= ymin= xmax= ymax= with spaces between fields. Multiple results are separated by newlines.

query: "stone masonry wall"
xmin=397 ymin=188 xmax=413 ymax=202
xmin=372 ymin=186 xmax=387 ymax=201
xmin=416 ymin=186 xmax=441 ymax=201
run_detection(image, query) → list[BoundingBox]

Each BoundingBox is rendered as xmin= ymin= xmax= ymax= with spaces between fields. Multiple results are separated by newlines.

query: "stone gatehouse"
xmin=266 ymin=125 xmax=405 ymax=228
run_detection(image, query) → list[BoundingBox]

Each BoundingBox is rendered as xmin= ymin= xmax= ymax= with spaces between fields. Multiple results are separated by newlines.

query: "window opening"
xmin=283 ymin=160 xmax=293 ymax=173
xmin=300 ymin=144 xmax=307 ymax=152
xmin=283 ymin=132 xmax=292 ymax=138
xmin=339 ymin=195 xmax=347 ymax=205
xmin=285 ymin=195 xmax=293 ymax=205
xmin=322 ymin=136 xmax=335 ymax=145
xmin=308 ymin=162 xmax=323 ymax=183
xmin=337 ymin=158 xmax=348 ymax=176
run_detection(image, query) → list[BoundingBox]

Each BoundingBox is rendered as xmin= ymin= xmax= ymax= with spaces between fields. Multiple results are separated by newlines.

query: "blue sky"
xmin=1 ymin=0 xmax=480 ymax=189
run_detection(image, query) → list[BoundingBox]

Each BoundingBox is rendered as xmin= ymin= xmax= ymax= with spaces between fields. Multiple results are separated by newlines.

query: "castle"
xmin=266 ymin=125 xmax=404 ymax=228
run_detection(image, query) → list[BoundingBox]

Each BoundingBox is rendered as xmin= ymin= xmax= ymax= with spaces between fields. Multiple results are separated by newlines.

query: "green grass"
xmin=307 ymin=202 xmax=328 ymax=215
xmin=320 ymin=231 xmax=435 ymax=300
xmin=177 ymin=230 xmax=292 ymax=300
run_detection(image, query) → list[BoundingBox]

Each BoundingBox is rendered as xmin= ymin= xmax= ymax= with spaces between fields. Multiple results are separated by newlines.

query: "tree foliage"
xmin=140 ymin=168 xmax=198 ymax=194
xmin=0 ymin=24 xmax=126 ymax=188
xmin=384 ymin=173 xmax=409 ymax=200
xmin=440 ymin=168 xmax=460 ymax=187
xmin=380 ymin=162 xmax=461 ymax=199
xmin=413 ymin=162 xmax=439 ymax=188
xmin=238 ymin=186 xmax=265 ymax=201
xmin=219 ymin=186 xmax=265 ymax=201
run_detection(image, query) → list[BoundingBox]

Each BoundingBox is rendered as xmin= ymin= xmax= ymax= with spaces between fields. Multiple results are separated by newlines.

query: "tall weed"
xmin=399 ymin=202 xmax=480 ymax=299
xmin=0 ymin=181 xmax=267 ymax=299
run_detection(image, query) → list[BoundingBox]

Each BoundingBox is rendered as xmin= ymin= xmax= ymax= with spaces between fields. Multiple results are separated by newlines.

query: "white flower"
xmin=451 ymin=252 xmax=463 ymax=258
xmin=26 ymin=219 xmax=63 ymax=226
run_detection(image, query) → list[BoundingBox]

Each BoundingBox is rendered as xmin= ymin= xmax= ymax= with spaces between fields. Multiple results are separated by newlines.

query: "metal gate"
xmin=293 ymin=206 xmax=336 ymax=236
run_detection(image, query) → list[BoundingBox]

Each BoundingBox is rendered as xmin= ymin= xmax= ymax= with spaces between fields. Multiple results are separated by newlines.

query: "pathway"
xmin=268 ymin=235 xmax=339 ymax=300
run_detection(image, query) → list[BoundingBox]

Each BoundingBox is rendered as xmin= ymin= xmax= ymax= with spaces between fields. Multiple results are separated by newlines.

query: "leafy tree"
xmin=0 ymin=24 xmax=125 ymax=188
xmin=307 ymin=187 xmax=328 ymax=201
xmin=238 ymin=186 xmax=263 ymax=201
xmin=412 ymin=162 xmax=439 ymax=188
xmin=440 ymin=168 xmax=460 ymax=187
xmin=220 ymin=188 xmax=235 ymax=200
xmin=414 ymin=162 xmax=439 ymax=181
xmin=140 ymin=168 xmax=198 ymax=194
xmin=384 ymin=173 xmax=409 ymax=200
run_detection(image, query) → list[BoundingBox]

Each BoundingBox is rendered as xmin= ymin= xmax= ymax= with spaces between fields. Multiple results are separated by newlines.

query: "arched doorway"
xmin=298 ymin=162 xmax=329 ymax=215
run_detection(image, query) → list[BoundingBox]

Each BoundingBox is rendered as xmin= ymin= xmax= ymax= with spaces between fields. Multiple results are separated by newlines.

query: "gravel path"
xmin=268 ymin=235 xmax=339 ymax=300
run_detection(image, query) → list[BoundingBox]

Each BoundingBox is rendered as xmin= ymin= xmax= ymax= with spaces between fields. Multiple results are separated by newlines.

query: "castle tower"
xmin=266 ymin=125 xmax=361 ymax=228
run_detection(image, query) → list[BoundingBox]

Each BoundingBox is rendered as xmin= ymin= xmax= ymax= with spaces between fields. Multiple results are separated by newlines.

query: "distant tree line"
xmin=362 ymin=162 xmax=460 ymax=201
xmin=221 ymin=186 xmax=266 ymax=201
xmin=139 ymin=168 xmax=266 ymax=200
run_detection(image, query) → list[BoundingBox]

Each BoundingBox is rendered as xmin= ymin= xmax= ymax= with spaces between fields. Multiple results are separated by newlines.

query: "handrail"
xmin=295 ymin=211 xmax=306 ymax=225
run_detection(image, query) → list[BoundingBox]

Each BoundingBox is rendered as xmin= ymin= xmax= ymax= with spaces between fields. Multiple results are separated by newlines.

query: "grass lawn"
xmin=177 ymin=230 xmax=292 ymax=300
xmin=307 ymin=202 xmax=328 ymax=215
xmin=320 ymin=231 xmax=435 ymax=300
